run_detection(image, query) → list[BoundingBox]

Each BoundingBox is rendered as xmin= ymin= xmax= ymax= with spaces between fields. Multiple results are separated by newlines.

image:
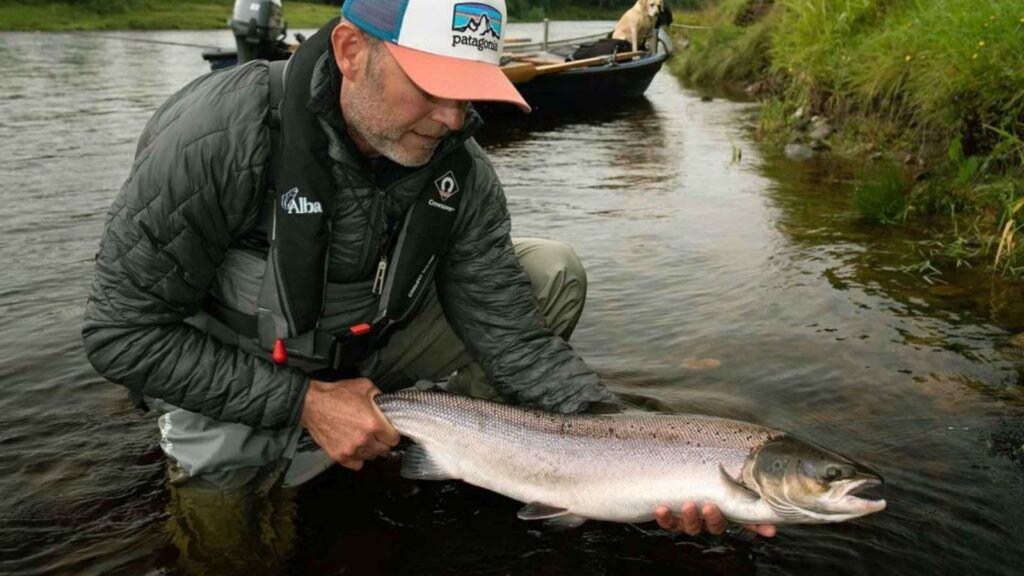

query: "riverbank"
xmin=0 ymin=1 xmax=624 ymax=31
xmin=670 ymin=0 xmax=1024 ymax=280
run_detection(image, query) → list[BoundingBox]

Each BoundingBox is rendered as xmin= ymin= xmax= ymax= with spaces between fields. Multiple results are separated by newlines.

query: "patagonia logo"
xmin=451 ymin=2 xmax=501 ymax=52
xmin=434 ymin=171 xmax=460 ymax=201
xmin=281 ymin=187 xmax=322 ymax=215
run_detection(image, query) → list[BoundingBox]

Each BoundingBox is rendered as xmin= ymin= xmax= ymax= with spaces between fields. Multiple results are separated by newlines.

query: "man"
xmin=83 ymin=0 xmax=773 ymax=543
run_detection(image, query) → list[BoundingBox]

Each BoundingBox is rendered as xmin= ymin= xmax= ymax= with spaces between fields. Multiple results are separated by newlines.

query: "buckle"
xmin=324 ymin=319 xmax=403 ymax=370
xmin=327 ymin=323 xmax=376 ymax=370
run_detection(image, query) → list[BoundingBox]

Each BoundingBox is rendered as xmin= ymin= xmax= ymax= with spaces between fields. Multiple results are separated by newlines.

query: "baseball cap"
xmin=342 ymin=0 xmax=531 ymax=112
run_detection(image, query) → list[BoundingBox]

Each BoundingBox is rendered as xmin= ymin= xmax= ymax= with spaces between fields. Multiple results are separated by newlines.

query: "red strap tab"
xmin=272 ymin=339 xmax=288 ymax=365
xmin=350 ymin=323 xmax=371 ymax=336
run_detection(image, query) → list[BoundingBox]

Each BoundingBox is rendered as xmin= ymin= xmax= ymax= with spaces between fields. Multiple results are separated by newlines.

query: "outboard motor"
xmin=231 ymin=0 xmax=288 ymax=64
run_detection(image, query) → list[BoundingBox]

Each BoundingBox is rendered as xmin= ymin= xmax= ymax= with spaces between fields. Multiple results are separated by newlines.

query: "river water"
xmin=1 ymin=22 xmax=1023 ymax=576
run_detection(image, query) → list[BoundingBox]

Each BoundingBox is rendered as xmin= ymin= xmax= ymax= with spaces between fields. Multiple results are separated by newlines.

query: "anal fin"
xmin=544 ymin=514 xmax=586 ymax=529
xmin=400 ymin=444 xmax=454 ymax=481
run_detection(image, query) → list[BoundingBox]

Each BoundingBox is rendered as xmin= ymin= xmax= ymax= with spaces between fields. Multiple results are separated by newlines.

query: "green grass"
xmin=675 ymin=0 xmax=1024 ymax=156
xmin=672 ymin=0 xmax=1024 ymax=278
xmin=669 ymin=0 xmax=779 ymax=87
xmin=771 ymin=0 xmax=1024 ymax=146
xmin=852 ymin=166 xmax=907 ymax=224
xmin=0 ymin=1 xmax=340 ymax=31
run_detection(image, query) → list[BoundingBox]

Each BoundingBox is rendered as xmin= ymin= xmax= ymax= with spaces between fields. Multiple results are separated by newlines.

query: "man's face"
xmin=341 ymin=40 xmax=467 ymax=167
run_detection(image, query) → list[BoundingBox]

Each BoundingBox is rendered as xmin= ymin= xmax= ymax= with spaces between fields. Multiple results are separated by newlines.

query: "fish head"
xmin=746 ymin=435 xmax=886 ymax=523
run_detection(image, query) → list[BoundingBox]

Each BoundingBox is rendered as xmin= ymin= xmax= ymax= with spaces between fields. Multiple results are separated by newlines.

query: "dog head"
xmin=644 ymin=0 xmax=664 ymax=19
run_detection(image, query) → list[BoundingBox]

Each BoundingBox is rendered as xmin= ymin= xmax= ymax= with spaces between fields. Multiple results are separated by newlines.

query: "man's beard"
xmin=343 ymin=69 xmax=443 ymax=167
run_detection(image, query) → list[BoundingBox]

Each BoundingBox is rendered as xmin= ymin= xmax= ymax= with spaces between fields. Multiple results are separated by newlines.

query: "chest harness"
xmin=206 ymin=18 xmax=470 ymax=372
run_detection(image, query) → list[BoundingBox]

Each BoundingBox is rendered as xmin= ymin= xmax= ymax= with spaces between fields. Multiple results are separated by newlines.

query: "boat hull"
xmin=480 ymin=52 xmax=669 ymax=116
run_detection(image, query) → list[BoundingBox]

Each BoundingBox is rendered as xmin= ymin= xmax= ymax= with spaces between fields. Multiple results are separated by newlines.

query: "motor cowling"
xmin=230 ymin=0 xmax=287 ymax=63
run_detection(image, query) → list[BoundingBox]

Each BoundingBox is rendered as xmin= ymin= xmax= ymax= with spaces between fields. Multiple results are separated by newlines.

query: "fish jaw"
xmin=827 ymin=477 xmax=887 ymax=518
xmin=782 ymin=476 xmax=887 ymax=524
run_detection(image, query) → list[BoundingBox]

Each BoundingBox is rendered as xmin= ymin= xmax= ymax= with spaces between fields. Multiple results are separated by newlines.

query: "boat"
xmin=481 ymin=26 xmax=673 ymax=116
xmin=202 ymin=1 xmax=673 ymax=116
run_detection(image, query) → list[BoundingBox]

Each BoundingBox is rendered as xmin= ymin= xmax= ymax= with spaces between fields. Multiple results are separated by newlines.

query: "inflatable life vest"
xmin=206 ymin=18 xmax=471 ymax=371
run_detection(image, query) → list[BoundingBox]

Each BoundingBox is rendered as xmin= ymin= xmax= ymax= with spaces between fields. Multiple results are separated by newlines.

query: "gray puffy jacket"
xmin=82 ymin=50 xmax=613 ymax=430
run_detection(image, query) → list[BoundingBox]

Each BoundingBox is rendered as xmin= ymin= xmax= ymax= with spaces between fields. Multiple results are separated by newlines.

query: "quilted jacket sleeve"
xmin=82 ymin=62 xmax=309 ymax=429
xmin=437 ymin=143 xmax=615 ymax=413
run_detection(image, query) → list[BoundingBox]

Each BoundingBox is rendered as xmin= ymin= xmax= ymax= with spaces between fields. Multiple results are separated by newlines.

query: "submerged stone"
xmin=784 ymin=143 xmax=814 ymax=161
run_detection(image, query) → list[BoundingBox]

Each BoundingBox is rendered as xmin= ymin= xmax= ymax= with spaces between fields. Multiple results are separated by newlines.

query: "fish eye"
xmin=772 ymin=459 xmax=785 ymax=471
xmin=824 ymin=464 xmax=855 ymax=482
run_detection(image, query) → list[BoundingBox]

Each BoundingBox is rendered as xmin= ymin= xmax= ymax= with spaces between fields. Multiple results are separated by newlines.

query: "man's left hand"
xmin=655 ymin=503 xmax=776 ymax=537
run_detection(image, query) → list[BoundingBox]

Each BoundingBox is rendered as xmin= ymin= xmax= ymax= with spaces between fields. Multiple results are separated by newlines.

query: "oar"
xmin=510 ymin=56 xmax=564 ymax=66
xmin=501 ymin=51 xmax=644 ymax=84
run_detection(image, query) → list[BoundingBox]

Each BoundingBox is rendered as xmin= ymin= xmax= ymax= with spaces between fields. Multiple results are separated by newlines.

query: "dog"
xmin=611 ymin=0 xmax=665 ymax=52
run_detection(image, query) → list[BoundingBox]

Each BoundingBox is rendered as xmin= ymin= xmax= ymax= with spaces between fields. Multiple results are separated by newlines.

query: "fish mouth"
xmin=831 ymin=477 xmax=886 ymax=513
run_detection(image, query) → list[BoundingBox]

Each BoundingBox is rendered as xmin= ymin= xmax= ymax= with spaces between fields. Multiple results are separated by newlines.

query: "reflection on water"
xmin=0 ymin=24 xmax=1022 ymax=576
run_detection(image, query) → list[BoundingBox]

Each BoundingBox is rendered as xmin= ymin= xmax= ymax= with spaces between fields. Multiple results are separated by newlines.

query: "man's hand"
xmin=655 ymin=503 xmax=777 ymax=538
xmin=299 ymin=378 xmax=401 ymax=471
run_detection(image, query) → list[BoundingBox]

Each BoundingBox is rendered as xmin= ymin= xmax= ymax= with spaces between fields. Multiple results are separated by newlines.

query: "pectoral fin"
xmin=718 ymin=464 xmax=760 ymax=504
xmin=400 ymin=444 xmax=454 ymax=480
xmin=517 ymin=502 xmax=586 ymax=529
xmin=518 ymin=502 xmax=570 ymax=520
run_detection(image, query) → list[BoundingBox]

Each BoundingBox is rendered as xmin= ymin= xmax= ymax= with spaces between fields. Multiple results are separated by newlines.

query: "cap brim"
xmin=385 ymin=43 xmax=531 ymax=113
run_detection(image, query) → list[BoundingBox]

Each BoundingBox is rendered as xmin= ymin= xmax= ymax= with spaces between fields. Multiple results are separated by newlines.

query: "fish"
xmin=375 ymin=390 xmax=886 ymax=528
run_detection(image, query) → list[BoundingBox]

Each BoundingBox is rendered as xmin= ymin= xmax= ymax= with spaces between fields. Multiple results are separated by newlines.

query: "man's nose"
xmin=430 ymin=98 xmax=466 ymax=132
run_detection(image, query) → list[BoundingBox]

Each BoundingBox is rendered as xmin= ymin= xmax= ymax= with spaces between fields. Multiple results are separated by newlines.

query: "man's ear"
xmin=332 ymin=22 xmax=368 ymax=81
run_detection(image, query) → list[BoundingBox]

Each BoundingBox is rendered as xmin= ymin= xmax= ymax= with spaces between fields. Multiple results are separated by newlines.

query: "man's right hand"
xmin=299 ymin=378 xmax=401 ymax=470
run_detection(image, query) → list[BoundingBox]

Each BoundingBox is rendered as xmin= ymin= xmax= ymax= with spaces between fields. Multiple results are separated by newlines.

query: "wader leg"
xmin=369 ymin=238 xmax=588 ymax=400
xmin=152 ymin=400 xmax=301 ymax=574
xmin=164 ymin=459 xmax=297 ymax=576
